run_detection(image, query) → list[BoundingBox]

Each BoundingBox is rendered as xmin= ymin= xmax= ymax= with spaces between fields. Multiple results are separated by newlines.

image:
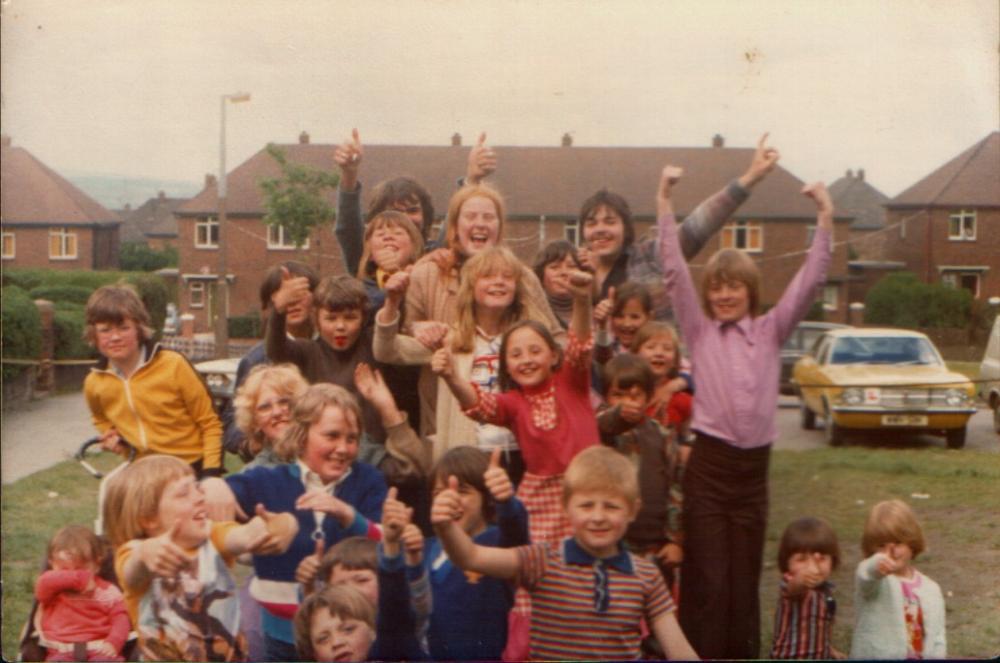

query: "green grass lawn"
xmin=3 ymin=449 xmax=1000 ymax=659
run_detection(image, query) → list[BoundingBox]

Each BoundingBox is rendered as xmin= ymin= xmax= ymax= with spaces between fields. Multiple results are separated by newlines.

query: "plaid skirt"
xmin=511 ymin=472 xmax=571 ymax=617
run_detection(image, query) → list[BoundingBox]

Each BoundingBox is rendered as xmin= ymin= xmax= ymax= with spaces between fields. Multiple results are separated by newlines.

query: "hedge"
xmin=228 ymin=311 xmax=263 ymax=339
xmin=28 ymin=284 xmax=94 ymax=306
xmin=1 ymin=286 xmax=43 ymax=379
xmin=865 ymin=272 xmax=972 ymax=328
xmin=119 ymin=242 xmax=178 ymax=272
xmin=52 ymin=307 xmax=95 ymax=360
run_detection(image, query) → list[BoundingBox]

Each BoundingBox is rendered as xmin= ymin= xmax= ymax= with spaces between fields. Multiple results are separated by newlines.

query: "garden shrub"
xmin=52 ymin=307 xmax=94 ymax=360
xmin=1 ymin=286 xmax=42 ymax=379
xmin=865 ymin=272 xmax=972 ymax=328
xmin=228 ymin=311 xmax=263 ymax=339
xmin=28 ymin=284 xmax=93 ymax=306
xmin=119 ymin=242 xmax=178 ymax=271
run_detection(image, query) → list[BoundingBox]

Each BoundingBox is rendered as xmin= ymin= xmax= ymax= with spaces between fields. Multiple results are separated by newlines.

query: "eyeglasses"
xmin=255 ymin=397 xmax=292 ymax=417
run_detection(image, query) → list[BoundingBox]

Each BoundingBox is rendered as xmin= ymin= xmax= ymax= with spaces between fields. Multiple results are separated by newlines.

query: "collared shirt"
xmin=660 ymin=215 xmax=832 ymax=448
xmin=297 ymin=459 xmax=352 ymax=530
xmin=516 ymin=537 xmax=673 ymax=661
xmin=770 ymin=581 xmax=836 ymax=659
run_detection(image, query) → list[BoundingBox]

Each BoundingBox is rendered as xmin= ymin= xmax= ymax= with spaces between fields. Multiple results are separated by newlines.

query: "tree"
xmin=258 ymin=144 xmax=340 ymax=248
xmin=119 ymin=241 xmax=178 ymax=271
xmin=864 ymin=272 xmax=972 ymax=328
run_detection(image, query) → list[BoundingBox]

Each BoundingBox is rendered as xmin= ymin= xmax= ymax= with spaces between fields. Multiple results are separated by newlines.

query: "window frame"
xmin=941 ymin=270 xmax=981 ymax=298
xmin=48 ymin=227 xmax=78 ymax=260
xmin=564 ymin=219 xmax=580 ymax=246
xmin=1 ymin=231 xmax=14 ymax=259
xmin=189 ymin=281 xmax=206 ymax=308
xmin=947 ymin=210 xmax=976 ymax=241
xmin=266 ymin=224 xmax=308 ymax=250
xmin=822 ymin=284 xmax=839 ymax=312
xmin=195 ymin=217 xmax=219 ymax=249
xmin=721 ymin=220 xmax=763 ymax=253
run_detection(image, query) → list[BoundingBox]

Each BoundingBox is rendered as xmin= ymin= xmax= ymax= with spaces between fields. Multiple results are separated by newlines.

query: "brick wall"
xmin=0 ymin=225 xmax=95 ymax=270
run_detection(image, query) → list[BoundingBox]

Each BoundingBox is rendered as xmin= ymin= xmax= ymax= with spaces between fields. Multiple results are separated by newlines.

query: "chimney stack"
xmin=561 ymin=132 xmax=573 ymax=147
xmin=299 ymin=131 xmax=310 ymax=144
xmin=712 ymin=134 xmax=725 ymax=148
xmin=857 ymin=168 xmax=865 ymax=181
xmin=451 ymin=133 xmax=462 ymax=146
xmin=205 ymin=173 xmax=217 ymax=189
xmin=158 ymin=190 xmax=166 ymax=201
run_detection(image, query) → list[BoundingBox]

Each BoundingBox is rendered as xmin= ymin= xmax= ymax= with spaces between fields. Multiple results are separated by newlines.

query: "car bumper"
xmin=830 ymin=407 xmax=976 ymax=430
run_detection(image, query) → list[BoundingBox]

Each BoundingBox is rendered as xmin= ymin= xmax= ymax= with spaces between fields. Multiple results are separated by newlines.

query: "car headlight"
xmin=944 ymin=389 xmax=969 ymax=406
xmin=840 ymin=387 xmax=865 ymax=405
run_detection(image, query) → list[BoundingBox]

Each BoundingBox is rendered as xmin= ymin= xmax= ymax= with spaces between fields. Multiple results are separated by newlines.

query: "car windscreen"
xmin=829 ymin=336 xmax=942 ymax=365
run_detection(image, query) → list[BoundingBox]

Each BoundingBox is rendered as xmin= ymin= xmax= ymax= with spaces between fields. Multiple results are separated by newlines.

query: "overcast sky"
xmin=2 ymin=0 xmax=997 ymax=197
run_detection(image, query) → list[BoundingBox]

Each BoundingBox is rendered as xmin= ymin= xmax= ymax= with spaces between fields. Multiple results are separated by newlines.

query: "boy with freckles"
xmin=432 ymin=445 xmax=698 ymax=661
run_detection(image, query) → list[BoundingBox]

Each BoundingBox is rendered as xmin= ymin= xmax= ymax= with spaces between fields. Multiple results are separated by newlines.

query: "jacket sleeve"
xmin=104 ymin=586 xmax=132 ymax=652
xmin=84 ymin=376 xmax=113 ymax=435
xmin=372 ymin=547 xmax=427 ymax=660
xmin=677 ymin=180 xmax=750 ymax=259
xmin=497 ymin=497 xmax=530 ymax=548
xmin=176 ymin=355 xmax=224 ymax=472
xmin=768 ymin=227 xmax=832 ymax=345
xmin=373 ymin=311 xmax=434 ymax=366
xmin=855 ymin=553 xmax=888 ymax=600
xmin=402 ymin=262 xmax=435 ymax=333
xmin=658 ymin=212 xmax=707 ymax=350
xmin=335 ymin=183 xmax=365 ymax=277
xmin=34 ymin=569 xmax=92 ymax=603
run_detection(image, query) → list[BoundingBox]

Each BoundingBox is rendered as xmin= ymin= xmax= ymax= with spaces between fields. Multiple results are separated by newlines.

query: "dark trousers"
xmin=679 ymin=432 xmax=770 ymax=659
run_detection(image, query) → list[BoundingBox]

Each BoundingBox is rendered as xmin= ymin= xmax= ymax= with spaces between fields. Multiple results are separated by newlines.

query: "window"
xmin=267 ymin=224 xmax=308 ymax=250
xmin=721 ymin=221 xmax=762 ymax=252
xmin=948 ymin=210 xmax=976 ymax=241
xmin=189 ymin=281 xmax=206 ymax=308
xmin=564 ymin=219 xmax=580 ymax=246
xmin=195 ymin=217 xmax=219 ymax=248
xmin=942 ymin=270 xmax=981 ymax=297
xmin=1 ymin=231 xmax=14 ymax=259
xmin=48 ymin=227 xmax=77 ymax=259
xmin=822 ymin=284 xmax=839 ymax=311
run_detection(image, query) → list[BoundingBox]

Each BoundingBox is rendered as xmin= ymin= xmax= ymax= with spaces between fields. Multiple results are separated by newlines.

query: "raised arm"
xmin=567 ymin=268 xmax=594 ymax=344
xmin=266 ymin=268 xmax=311 ymax=365
xmin=374 ymin=270 xmax=435 ymax=365
xmin=465 ymin=132 xmax=497 ymax=186
xmin=333 ymin=128 xmax=365 ymax=276
xmin=356 ymin=363 xmax=431 ymax=480
xmin=432 ymin=476 xmax=521 ymax=580
xmin=657 ymin=166 xmax=707 ymax=346
xmin=431 ymin=347 xmax=478 ymax=409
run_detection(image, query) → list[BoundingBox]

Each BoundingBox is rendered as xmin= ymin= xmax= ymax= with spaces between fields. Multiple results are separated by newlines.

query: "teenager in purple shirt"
xmin=657 ymin=161 xmax=834 ymax=658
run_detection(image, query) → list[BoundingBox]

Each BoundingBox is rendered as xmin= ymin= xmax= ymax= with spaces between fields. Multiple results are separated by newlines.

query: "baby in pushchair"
xmin=28 ymin=525 xmax=130 ymax=662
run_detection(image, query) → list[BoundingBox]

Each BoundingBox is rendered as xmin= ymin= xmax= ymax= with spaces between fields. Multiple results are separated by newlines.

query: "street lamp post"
xmin=214 ymin=92 xmax=251 ymax=359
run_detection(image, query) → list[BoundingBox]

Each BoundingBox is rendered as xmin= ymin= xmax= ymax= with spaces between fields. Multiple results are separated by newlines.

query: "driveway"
xmin=775 ymin=396 xmax=999 ymax=453
xmin=1 ymin=392 xmax=96 ymax=484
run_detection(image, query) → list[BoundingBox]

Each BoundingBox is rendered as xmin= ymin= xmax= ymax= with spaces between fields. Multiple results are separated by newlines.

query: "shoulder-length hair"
xmin=233 ymin=363 xmax=309 ymax=459
xmin=701 ymin=248 xmax=761 ymax=318
xmin=273 ymin=383 xmax=363 ymax=462
xmin=84 ymin=284 xmax=155 ymax=345
xmin=451 ymin=247 xmax=548 ymax=353
xmin=496 ymin=320 xmax=563 ymax=392
xmin=103 ymin=455 xmax=194 ymax=548
xmin=443 ymin=184 xmax=507 ymax=260
xmin=356 ymin=211 xmax=424 ymax=280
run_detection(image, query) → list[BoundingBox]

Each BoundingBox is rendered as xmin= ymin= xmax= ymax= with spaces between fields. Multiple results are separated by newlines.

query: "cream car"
xmin=794 ymin=328 xmax=977 ymax=448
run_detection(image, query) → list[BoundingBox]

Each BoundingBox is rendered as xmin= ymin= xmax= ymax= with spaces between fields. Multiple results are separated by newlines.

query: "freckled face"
xmin=302 ymin=406 xmax=360 ymax=483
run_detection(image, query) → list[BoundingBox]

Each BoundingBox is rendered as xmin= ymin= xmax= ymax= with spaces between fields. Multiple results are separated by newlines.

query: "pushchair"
xmin=17 ymin=437 xmax=138 ymax=662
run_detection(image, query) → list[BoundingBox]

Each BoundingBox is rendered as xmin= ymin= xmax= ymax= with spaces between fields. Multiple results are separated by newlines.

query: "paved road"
xmin=1 ymin=392 xmax=96 ymax=484
xmin=1 ymin=392 xmax=996 ymax=484
xmin=775 ymin=395 xmax=999 ymax=453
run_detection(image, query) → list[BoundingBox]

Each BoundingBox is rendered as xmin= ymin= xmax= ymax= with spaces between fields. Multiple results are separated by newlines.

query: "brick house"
xmin=1 ymin=135 xmax=120 ymax=270
xmin=883 ymin=131 xmax=1000 ymax=300
xmin=175 ymin=131 xmax=852 ymax=331
xmin=829 ymin=168 xmax=890 ymax=261
xmin=118 ymin=191 xmax=187 ymax=250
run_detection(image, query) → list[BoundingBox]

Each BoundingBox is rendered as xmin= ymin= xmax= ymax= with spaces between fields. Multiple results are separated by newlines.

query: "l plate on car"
xmin=881 ymin=414 xmax=928 ymax=426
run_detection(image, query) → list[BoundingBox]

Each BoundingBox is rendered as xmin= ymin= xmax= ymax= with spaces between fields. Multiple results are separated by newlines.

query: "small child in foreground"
xmin=105 ymin=455 xmax=298 ymax=661
xmin=770 ymin=517 xmax=843 ymax=659
xmin=432 ymin=445 xmax=698 ymax=660
xmin=850 ymin=500 xmax=946 ymax=659
xmin=33 ymin=525 xmax=130 ymax=662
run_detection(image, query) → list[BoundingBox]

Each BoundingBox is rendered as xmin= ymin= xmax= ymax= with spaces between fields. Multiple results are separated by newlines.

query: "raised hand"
xmin=431 ymin=475 xmax=464 ymax=527
xmin=381 ymin=487 xmax=412 ymax=547
xmin=739 ymin=133 xmax=780 ymax=189
xmin=296 ymin=490 xmax=354 ymax=526
xmin=334 ymin=128 xmax=363 ymax=191
xmin=430 ymin=347 xmax=455 ymax=378
xmin=656 ymin=165 xmax=684 ymax=218
xmin=412 ymin=320 xmax=450 ymax=351
xmin=876 ymin=545 xmax=908 ymax=577
xmin=802 ymin=182 xmax=834 ymax=229
xmin=400 ymin=523 xmax=425 ymax=566
xmin=247 ymin=503 xmax=299 ymax=555
xmin=566 ymin=268 xmax=594 ymax=299
xmin=617 ymin=400 xmax=645 ymax=425
xmin=593 ymin=286 xmax=615 ymax=328
xmin=138 ymin=519 xmax=192 ymax=577
xmin=295 ymin=538 xmax=326 ymax=587
xmin=466 ymin=132 xmax=497 ymax=185
xmin=354 ymin=363 xmax=392 ymax=408
xmin=576 ymin=246 xmax=598 ymax=273
xmin=383 ymin=269 xmax=411 ymax=308
xmin=271 ymin=266 xmax=312 ymax=314
xmin=483 ymin=448 xmax=514 ymax=502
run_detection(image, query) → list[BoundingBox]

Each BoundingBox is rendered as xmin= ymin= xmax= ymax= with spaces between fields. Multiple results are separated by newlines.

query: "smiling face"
xmin=456 ymin=196 xmax=501 ymax=257
xmin=433 ymin=476 xmax=487 ymax=536
xmin=302 ymin=405 xmax=360 ymax=483
xmin=309 ymin=608 xmax=375 ymax=663
xmin=565 ymin=488 xmax=637 ymax=559
xmin=706 ymin=279 xmax=750 ymax=323
xmin=328 ymin=565 xmax=379 ymax=607
xmin=787 ymin=551 xmax=834 ymax=588
xmin=504 ymin=325 xmax=559 ymax=389
xmin=368 ymin=221 xmax=415 ymax=272
xmin=582 ymin=205 xmax=626 ymax=262
xmin=611 ymin=298 xmax=651 ymax=349
xmin=473 ymin=270 xmax=516 ymax=311
xmin=94 ymin=319 xmax=142 ymax=368
xmin=606 ymin=382 xmax=650 ymax=415
xmin=253 ymin=383 xmax=293 ymax=444
xmin=542 ymin=254 xmax=576 ymax=298
xmin=317 ymin=307 xmax=364 ymax=351
xmin=148 ymin=474 xmax=209 ymax=548
xmin=636 ymin=334 xmax=678 ymax=380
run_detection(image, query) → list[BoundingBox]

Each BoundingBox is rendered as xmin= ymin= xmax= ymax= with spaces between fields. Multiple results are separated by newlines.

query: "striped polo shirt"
xmin=769 ymin=580 xmax=836 ymax=659
xmin=517 ymin=538 xmax=675 ymax=660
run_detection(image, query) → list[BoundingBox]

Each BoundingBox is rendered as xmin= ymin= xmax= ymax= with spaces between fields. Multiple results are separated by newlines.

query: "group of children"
xmin=30 ymin=131 xmax=949 ymax=661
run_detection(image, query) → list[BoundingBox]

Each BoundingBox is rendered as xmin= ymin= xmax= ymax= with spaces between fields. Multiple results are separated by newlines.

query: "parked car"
xmin=979 ymin=315 xmax=1000 ymax=433
xmin=780 ymin=321 xmax=849 ymax=394
xmin=194 ymin=357 xmax=240 ymax=412
xmin=793 ymin=328 xmax=977 ymax=448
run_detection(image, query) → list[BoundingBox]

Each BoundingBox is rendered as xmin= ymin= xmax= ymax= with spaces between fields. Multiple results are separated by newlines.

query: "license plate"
xmin=882 ymin=414 xmax=928 ymax=426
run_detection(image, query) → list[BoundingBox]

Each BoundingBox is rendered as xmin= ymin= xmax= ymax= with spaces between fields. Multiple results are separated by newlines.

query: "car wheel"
xmin=945 ymin=427 xmax=966 ymax=450
xmin=800 ymin=403 xmax=816 ymax=430
xmin=823 ymin=403 xmax=843 ymax=446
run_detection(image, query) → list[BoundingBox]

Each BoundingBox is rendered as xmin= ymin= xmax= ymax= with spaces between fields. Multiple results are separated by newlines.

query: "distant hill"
xmin=66 ymin=174 xmax=201 ymax=209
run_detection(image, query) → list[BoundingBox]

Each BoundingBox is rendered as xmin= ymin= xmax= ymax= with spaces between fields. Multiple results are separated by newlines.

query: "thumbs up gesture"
xmin=382 ymin=487 xmax=412 ymax=545
xmin=295 ymin=537 xmax=327 ymax=590
xmin=138 ymin=519 xmax=193 ymax=577
xmin=466 ymin=131 xmax=497 ymax=185
xmin=246 ymin=503 xmax=299 ymax=556
xmin=593 ymin=286 xmax=615 ymax=328
xmin=271 ymin=266 xmax=312 ymax=315
xmin=431 ymin=475 xmax=464 ymax=529
xmin=334 ymin=128 xmax=364 ymax=191
xmin=483 ymin=448 xmax=514 ymax=503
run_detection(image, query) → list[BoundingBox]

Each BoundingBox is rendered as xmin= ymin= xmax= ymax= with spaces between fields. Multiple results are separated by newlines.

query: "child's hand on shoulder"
xmin=483 ymin=448 xmax=514 ymax=503
xmin=401 ymin=523 xmax=424 ymax=566
xmin=271 ymin=266 xmax=311 ymax=314
xmin=138 ymin=520 xmax=192 ymax=577
xmin=295 ymin=539 xmax=326 ymax=589
xmin=431 ymin=476 xmax=463 ymax=529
